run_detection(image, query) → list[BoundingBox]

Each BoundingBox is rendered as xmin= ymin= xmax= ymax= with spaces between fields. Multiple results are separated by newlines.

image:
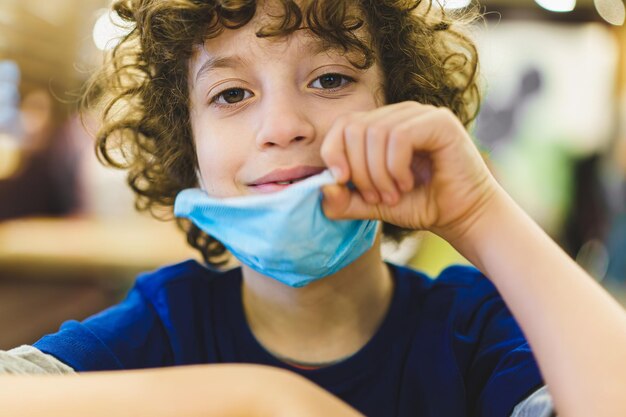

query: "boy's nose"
xmin=255 ymin=94 xmax=316 ymax=149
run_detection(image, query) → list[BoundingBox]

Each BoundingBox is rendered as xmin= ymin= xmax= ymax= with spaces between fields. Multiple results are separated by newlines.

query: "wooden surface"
xmin=0 ymin=216 xmax=200 ymax=283
xmin=0 ymin=216 xmax=201 ymax=349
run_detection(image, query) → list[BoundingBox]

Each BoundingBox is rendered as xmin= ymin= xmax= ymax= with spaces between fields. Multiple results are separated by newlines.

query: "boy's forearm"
xmin=0 ymin=364 xmax=273 ymax=417
xmin=0 ymin=363 xmax=364 ymax=417
xmin=450 ymin=187 xmax=626 ymax=417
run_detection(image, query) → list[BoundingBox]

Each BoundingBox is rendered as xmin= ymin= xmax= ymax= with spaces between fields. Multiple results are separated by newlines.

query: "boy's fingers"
xmin=366 ymin=127 xmax=399 ymax=205
xmin=387 ymin=107 xmax=456 ymax=190
xmin=321 ymin=116 xmax=351 ymax=184
xmin=321 ymin=185 xmax=350 ymax=218
xmin=321 ymin=102 xmax=437 ymax=187
xmin=387 ymin=123 xmax=416 ymax=192
xmin=403 ymin=107 xmax=458 ymax=151
xmin=321 ymin=184 xmax=382 ymax=220
xmin=362 ymin=103 xmax=430 ymax=200
xmin=345 ymin=123 xmax=380 ymax=204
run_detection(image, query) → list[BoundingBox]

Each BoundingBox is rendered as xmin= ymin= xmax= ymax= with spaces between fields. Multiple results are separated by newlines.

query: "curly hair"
xmin=83 ymin=0 xmax=482 ymax=268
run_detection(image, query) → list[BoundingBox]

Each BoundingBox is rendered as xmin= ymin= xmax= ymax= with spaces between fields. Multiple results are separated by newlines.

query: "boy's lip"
xmin=248 ymin=165 xmax=326 ymax=186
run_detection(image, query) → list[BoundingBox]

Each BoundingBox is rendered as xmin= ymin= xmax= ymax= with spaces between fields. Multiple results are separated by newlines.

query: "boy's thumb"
xmin=321 ymin=184 xmax=376 ymax=220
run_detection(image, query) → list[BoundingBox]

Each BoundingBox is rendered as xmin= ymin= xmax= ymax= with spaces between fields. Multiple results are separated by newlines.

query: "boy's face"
xmin=187 ymin=13 xmax=384 ymax=197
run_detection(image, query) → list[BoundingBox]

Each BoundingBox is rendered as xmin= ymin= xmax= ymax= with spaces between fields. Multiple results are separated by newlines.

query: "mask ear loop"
xmin=196 ymin=169 xmax=207 ymax=191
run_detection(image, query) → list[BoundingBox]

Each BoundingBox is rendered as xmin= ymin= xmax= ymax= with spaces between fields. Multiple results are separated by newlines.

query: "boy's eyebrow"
xmin=194 ymin=55 xmax=249 ymax=84
xmin=194 ymin=40 xmax=345 ymax=84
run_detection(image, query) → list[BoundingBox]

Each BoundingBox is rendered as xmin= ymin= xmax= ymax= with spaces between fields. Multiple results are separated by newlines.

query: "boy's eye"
xmin=309 ymin=73 xmax=354 ymax=90
xmin=211 ymin=88 xmax=252 ymax=105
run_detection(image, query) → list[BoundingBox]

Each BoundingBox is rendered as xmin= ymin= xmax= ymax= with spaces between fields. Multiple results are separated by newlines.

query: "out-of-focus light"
xmin=594 ymin=0 xmax=626 ymax=26
xmin=0 ymin=134 xmax=21 ymax=180
xmin=92 ymin=9 xmax=134 ymax=51
xmin=534 ymin=0 xmax=576 ymax=12
xmin=0 ymin=61 xmax=21 ymax=138
xmin=436 ymin=0 xmax=472 ymax=10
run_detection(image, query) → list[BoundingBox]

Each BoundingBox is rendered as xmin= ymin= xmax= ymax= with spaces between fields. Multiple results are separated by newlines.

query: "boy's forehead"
xmin=194 ymin=29 xmax=330 ymax=60
xmin=187 ymin=0 xmax=372 ymax=81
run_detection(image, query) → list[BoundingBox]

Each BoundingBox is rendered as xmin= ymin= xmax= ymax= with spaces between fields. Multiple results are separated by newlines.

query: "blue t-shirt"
xmin=34 ymin=260 xmax=543 ymax=417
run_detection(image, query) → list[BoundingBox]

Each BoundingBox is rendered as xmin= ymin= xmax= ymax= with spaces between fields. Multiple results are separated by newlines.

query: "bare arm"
xmin=0 ymin=364 xmax=363 ymax=417
xmin=320 ymin=101 xmax=626 ymax=417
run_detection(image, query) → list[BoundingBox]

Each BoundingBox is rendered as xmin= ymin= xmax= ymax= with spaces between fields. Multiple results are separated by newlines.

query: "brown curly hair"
xmin=83 ymin=0 xmax=482 ymax=268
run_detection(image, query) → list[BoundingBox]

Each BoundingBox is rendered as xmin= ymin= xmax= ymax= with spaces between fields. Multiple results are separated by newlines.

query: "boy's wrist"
xmin=440 ymin=183 xmax=512 ymax=274
xmin=429 ymin=176 xmax=501 ymax=266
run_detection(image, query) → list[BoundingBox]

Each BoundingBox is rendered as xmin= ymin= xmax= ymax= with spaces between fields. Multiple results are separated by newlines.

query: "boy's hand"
xmin=321 ymin=101 xmax=499 ymax=242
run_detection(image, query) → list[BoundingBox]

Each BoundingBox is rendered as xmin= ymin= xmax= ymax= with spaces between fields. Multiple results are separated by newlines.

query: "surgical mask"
xmin=174 ymin=170 xmax=379 ymax=288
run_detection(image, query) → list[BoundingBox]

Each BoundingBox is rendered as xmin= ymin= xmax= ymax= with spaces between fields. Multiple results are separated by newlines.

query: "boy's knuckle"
xmin=399 ymin=100 xmax=416 ymax=109
xmin=366 ymin=125 xmax=386 ymax=139
xmin=389 ymin=126 xmax=407 ymax=144
xmin=408 ymin=101 xmax=423 ymax=110
xmin=344 ymin=124 xmax=364 ymax=141
xmin=437 ymin=106 xmax=455 ymax=120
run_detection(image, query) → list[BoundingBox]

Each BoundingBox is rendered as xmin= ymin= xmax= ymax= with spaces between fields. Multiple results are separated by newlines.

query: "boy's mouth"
xmin=266 ymin=178 xmax=308 ymax=185
xmin=248 ymin=165 xmax=325 ymax=193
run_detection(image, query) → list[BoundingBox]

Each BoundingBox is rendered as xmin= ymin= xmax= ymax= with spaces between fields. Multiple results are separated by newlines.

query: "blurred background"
xmin=0 ymin=0 xmax=624 ymax=349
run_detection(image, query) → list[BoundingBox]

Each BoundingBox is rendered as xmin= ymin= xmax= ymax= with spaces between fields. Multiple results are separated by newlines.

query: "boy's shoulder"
xmin=394 ymin=262 xmax=494 ymax=294
xmin=393 ymin=263 xmax=501 ymax=322
xmin=133 ymin=259 xmax=240 ymax=300
xmin=431 ymin=264 xmax=498 ymax=301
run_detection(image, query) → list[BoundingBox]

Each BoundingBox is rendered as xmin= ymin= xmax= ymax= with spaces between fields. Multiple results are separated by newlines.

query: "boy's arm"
xmin=450 ymin=184 xmax=626 ymax=417
xmin=0 ymin=363 xmax=364 ymax=417
xmin=320 ymin=101 xmax=626 ymax=417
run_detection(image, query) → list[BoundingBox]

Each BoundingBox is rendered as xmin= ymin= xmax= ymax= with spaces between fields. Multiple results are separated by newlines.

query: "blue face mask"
xmin=174 ymin=170 xmax=379 ymax=288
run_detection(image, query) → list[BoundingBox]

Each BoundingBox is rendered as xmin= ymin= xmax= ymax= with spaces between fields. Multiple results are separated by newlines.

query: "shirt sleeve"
xmin=438 ymin=266 xmax=546 ymax=417
xmin=510 ymin=386 xmax=555 ymax=417
xmin=0 ymin=345 xmax=75 ymax=374
xmin=33 ymin=287 xmax=172 ymax=371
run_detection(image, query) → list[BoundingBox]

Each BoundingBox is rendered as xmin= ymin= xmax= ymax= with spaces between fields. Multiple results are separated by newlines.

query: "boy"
xmin=2 ymin=1 xmax=626 ymax=416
